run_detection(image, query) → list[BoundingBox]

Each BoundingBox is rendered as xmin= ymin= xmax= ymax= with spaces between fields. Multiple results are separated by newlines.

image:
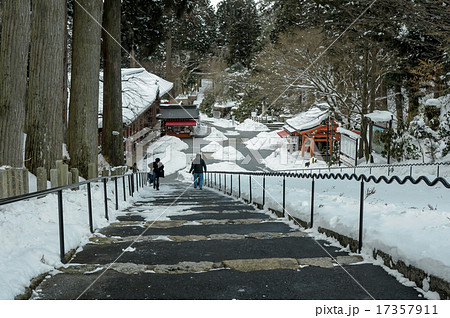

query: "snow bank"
xmin=201 ymin=141 xmax=223 ymax=153
xmin=245 ymin=130 xmax=287 ymax=150
xmin=235 ymin=119 xmax=269 ymax=131
xmin=140 ymin=135 xmax=189 ymax=176
xmin=0 ymin=182 xmax=136 ymax=299
xmin=204 ymin=127 xmax=228 ymax=142
xmin=212 ymin=146 xmax=245 ymax=161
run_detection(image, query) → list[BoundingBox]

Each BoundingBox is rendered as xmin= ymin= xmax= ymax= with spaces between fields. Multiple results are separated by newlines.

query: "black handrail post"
xmin=224 ymin=173 xmax=227 ymax=194
xmin=87 ymin=182 xmax=94 ymax=233
xmin=238 ymin=174 xmax=241 ymax=198
xmin=136 ymin=173 xmax=139 ymax=192
xmin=262 ymin=174 xmax=266 ymax=207
xmin=282 ymin=175 xmax=286 ymax=217
xmin=214 ymin=173 xmax=217 ymax=189
xmin=437 ymin=165 xmax=440 ymax=178
xmin=122 ymin=176 xmax=126 ymax=201
xmin=130 ymin=174 xmax=134 ymax=196
xmin=310 ymin=177 xmax=315 ymax=228
xmin=103 ymin=178 xmax=109 ymax=220
xmin=410 ymin=166 xmax=412 ymax=177
xmin=230 ymin=174 xmax=233 ymax=196
xmin=358 ymin=179 xmax=365 ymax=253
xmin=219 ymin=173 xmax=221 ymax=191
xmin=114 ymin=177 xmax=119 ymax=210
xmin=249 ymin=175 xmax=252 ymax=203
xmin=57 ymin=189 xmax=65 ymax=263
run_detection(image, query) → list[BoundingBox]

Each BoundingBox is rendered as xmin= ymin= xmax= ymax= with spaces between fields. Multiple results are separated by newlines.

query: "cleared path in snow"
xmin=32 ymin=184 xmax=423 ymax=300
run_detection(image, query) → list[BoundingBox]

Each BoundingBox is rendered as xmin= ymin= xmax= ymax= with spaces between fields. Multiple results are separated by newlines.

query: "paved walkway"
xmin=32 ymin=184 xmax=423 ymax=300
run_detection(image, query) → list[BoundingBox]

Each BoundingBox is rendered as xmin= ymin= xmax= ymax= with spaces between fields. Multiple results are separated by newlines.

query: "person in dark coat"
xmin=152 ymin=158 xmax=164 ymax=190
xmin=189 ymin=153 xmax=207 ymax=189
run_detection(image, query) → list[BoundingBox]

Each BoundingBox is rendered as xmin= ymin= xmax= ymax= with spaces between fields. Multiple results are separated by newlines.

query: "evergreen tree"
xmin=216 ymin=0 xmax=261 ymax=68
xmin=102 ymin=0 xmax=123 ymax=167
xmin=68 ymin=0 xmax=103 ymax=178
xmin=25 ymin=0 xmax=66 ymax=175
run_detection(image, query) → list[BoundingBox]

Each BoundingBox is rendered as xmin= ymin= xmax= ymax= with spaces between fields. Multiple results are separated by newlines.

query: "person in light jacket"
xmin=189 ymin=153 xmax=207 ymax=190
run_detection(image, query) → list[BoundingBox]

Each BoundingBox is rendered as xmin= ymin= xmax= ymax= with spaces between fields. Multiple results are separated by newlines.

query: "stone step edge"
xmin=60 ymin=255 xmax=364 ymax=275
xmin=109 ymin=218 xmax=278 ymax=228
xmin=89 ymin=231 xmax=308 ymax=244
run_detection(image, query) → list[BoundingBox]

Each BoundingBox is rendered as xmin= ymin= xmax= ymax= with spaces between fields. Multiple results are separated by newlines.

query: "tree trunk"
xmin=25 ymin=0 xmax=65 ymax=175
xmin=166 ymin=29 xmax=174 ymax=98
xmin=0 ymin=0 xmax=30 ymax=168
xmin=102 ymin=0 xmax=123 ymax=167
xmin=394 ymin=83 xmax=404 ymax=132
xmin=407 ymin=85 xmax=420 ymax=124
xmin=369 ymin=46 xmax=377 ymax=113
xmin=359 ymin=46 xmax=370 ymax=161
xmin=68 ymin=0 xmax=103 ymax=178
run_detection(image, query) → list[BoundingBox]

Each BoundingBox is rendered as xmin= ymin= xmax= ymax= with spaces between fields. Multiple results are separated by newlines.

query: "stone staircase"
xmin=31 ymin=184 xmax=423 ymax=300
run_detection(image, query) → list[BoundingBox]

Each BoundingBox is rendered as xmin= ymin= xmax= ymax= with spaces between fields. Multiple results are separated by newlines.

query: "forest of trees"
xmin=0 ymin=0 xmax=449 ymax=177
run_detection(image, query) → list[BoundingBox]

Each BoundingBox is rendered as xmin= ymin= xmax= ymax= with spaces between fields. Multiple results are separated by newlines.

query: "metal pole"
xmin=224 ymin=173 xmax=227 ymax=194
xmin=87 ymin=182 xmax=94 ymax=233
xmin=282 ymin=176 xmax=286 ymax=217
xmin=262 ymin=175 xmax=266 ymax=207
xmin=437 ymin=165 xmax=440 ymax=178
xmin=57 ymin=190 xmax=65 ymax=263
xmin=249 ymin=175 xmax=252 ymax=203
xmin=114 ymin=177 xmax=118 ymax=210
xmin=122 ymin=176 xmax=126 ymax=201
xmin=230 ymin=174 xmax=233 ymax=196
xmin=130 ymin=174 xmax=134 ymax=196
xmin=238 ymin=174 xmax=241 ymax=198
xmin=359 ymin=180 xmax=365 ymax=253
xmin=310 ymin=177 xmax=315 ymax=228
xmin=103 ymin=178 xmax=109 ymax=220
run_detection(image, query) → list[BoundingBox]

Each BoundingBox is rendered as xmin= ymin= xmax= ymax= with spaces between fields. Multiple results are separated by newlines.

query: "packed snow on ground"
xmin=0 ymin=181 xmax=135 ymax=299
xmin=201 ymin=141 xmax=223 ymax=153
xmin=235 ymin=118 xmax=269 ymax=131
xmin=200 ymin=114 xmax=237 ymax=129
xmin=212 ymin=146 xmax=245 ymax=161
xmin=139 ymin=135 xmax=189 ymax=176
xmin=245 ymin=130 xmax=288 ymax=151
xmin=261 ymin=148 xmax=326 ymax=171
xmin=206 ymin=161 xmax=248 ymax=172
xmin=204 ymin=127 xmax=229 ymax=142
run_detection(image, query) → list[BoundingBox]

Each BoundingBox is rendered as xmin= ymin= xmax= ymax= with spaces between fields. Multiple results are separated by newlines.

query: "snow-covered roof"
xmin=285 ymin=106 xmax=329 ymax=132
xmin=337 ymin=126 xmax=360 ymax=139
xmin=158 ymin=104 xmax=199 ymax=120
xmin=98 ymin=68 xmax=173 ymax=128
xmin=425 ymin=98 xmax=441 ymax=108
xmin=364 ymin=110 xmax=394 ymax=122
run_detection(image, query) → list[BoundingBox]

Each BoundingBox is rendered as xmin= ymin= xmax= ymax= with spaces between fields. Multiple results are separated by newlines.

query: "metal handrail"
xmin=206 ymin=170 xmax=450 ymax=253
xmin=282 ymin=161 xmax=450 ymax=178
xmin=0 ymin=172 xmax=148 ymax=262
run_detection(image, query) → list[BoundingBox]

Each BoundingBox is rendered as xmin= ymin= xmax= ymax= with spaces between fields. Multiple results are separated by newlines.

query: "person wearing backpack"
xmin=152 ymin=158 xmax=164 ymax=190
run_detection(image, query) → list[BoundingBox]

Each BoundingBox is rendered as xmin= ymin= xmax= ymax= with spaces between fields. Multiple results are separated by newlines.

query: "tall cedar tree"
xmin=25 ymin=0 xmax=65 ymax=175
xmin=102 ymin=0 xmax=123 ymax=167
xmin=0 ymin=0 xmax=30 ymax=167
xmin=217 ymin=0 xmax=261 ymax=68
xmin=68 ymin=0 xmax=103 ymax=178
